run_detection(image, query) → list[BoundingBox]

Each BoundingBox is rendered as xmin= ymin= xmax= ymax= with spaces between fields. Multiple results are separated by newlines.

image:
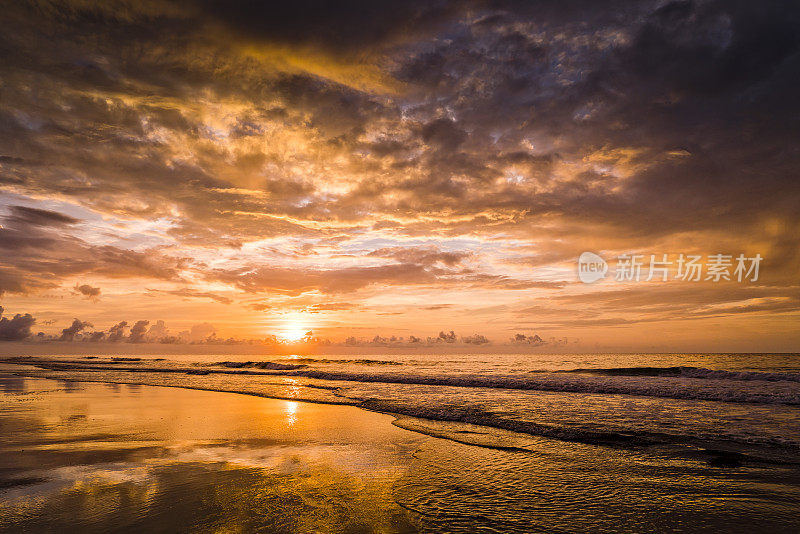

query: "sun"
xmin=280 ymin=323 xmax=309 ymax=342
xmin=275 ymin=312 xmax=313 ymax=342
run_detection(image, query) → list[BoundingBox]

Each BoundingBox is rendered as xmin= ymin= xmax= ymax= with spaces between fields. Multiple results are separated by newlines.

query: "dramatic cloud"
xmin=462 ymin=333 xmax=490 ymax=345
xmin=59 ymin=318 xmax=92 ymax=341
xmin=366 ymin=246 xmax=471 ymax=266
xmin=128 ymin=320 xmax=150 ymax=343
xmin=0 ymin=306 xmax=35 ymax=341
xmin=0 ymin=0 xmax=797 ymax=348
xmin=107 ymin=321 xmax=128 ymax=342
xmin=73 ymin=284 xmax=101 ymax=299
xmin=512 ymin=333 xmax=545 ymax=345
xmin=0 ymin=204 xmax=192 ymax=296
xmin=436 ymin=330 xmax=458 ymax=343
xmin=85 ymin=331 xmax=105 ymax=342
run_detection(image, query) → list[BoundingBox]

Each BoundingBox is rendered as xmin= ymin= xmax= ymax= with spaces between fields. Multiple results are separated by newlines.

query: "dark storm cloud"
xmin=0 ymin=205 xmax=80 ymax=253
xmin=563 ymin=0 xmax=800 ymax=236
xmin=384 ymin=0 xmax=799 ymax=224
xmin=511 ymin=333 xmax=545 ymax=345
xmin=85 ymin=331 xmax=106 ymax=342
xmin=106 ymin=321 xmax=129 ymax=342
xmin=73 ymin=283 xmax=101 ymax=299
xmin=193 ymin=0 xmax=462 ymax=53
xmin=6 ymin=206 xmax=80 ymax=227
xmin=0 ymin=306 xmax=36 ymax=341
xmin=462 ymin=333 xmax=490 ymax=344
xmin=59 ymin=318 xmax=92 ymax=341
xmin=128 ymin=320 xmax=150 ymax=343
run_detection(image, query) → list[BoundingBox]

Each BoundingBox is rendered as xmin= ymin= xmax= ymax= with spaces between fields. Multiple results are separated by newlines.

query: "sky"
xmin=0 ymin=0 xmax=798 ymax=352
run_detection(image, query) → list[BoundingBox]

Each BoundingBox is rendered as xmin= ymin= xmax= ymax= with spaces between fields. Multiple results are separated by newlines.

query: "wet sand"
xmin=0 ymin=374 xmax=426 ymax=533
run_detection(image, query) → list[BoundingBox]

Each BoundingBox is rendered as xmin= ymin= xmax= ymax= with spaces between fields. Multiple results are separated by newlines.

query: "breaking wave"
xmin=8 ymin=357 xmax=800 ymax=405
xmin=555 ymin=366 xmax=800 ymax=383
xmin=285 ymin=369 xmax=800 ymax=405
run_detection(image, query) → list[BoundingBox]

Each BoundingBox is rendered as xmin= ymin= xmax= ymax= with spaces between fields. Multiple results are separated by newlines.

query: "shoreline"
xmin=5 ymin=363 xmax=800 ymax=468
xmin=6 ymin=358 xmax=800 ymax=455
xmin=3 ymin=373 xmax=800 ymax=533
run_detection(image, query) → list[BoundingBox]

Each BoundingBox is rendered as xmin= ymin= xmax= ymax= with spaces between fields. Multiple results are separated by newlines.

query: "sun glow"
xmin=281 ymin=327 xmax=308 ymax=342
xmin=277 ymin=314 xmax=311 ymax=342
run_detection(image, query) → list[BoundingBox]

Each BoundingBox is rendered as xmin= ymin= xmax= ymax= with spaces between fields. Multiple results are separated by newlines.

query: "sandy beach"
xmin=0 ymin=374 xmax=427 ymax=533
xmin=3 ymin=366 xmax=800 ymax=533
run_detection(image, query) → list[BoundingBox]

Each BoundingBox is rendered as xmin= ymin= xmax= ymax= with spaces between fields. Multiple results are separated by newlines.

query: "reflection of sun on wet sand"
xmin=0 ymin=375 xmax=426 ymax=533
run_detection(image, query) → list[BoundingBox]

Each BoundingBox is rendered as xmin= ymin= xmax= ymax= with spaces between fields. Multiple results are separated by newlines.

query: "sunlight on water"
xmin=284 ymin=400 xmax=298 ymax=426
